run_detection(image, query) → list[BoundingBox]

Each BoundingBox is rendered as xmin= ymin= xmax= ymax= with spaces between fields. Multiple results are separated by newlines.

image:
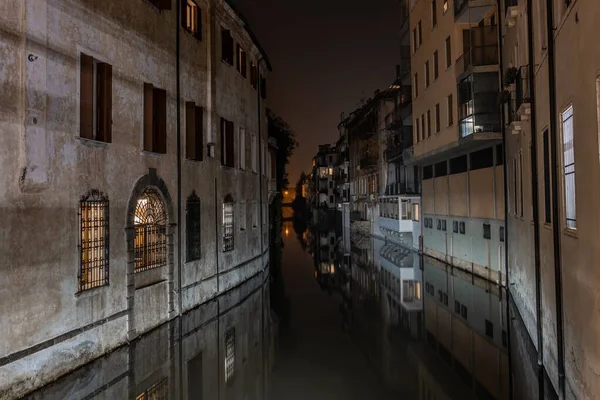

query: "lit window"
xmin=134 ymin=188 xmax=167 ymax=272
xmin=443 ymin=0 xmax=449 ymax=12
xmin=562 ymin=105 xmax=576 ymax=229
xmin=185 ymin=0 xmax=200 ymax=36
xmin=328 ymin=167 xmax=334 ymax=175
xmin=225 ymin=328 xmax=236 ymax=382
xmin=223 ymin=195 xmax=234 ymax=252
xmin=79 ymin=190 xmax=109 ymax=291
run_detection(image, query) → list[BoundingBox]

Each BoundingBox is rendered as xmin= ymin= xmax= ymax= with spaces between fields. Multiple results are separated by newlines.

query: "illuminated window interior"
xmin=79 ymin=190 xmax=109 ymax=291
xmin=134 ymin=188 xmax=167 ymax=272
xmin=185 ymin=0 xmax=198 ymax=34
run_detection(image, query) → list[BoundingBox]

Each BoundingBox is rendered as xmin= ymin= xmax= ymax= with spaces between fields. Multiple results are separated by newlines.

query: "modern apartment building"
xmin=407 ymin=0 xmax=505 ymax=284
xmin=501 ymin=0 xmax=600 ymax=398
xmin=0 ymin=0 xmax=273 ymax=397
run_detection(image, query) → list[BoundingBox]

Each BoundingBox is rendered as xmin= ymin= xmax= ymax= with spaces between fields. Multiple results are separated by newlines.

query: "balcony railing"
xmin=456 ymin=45 xmax=499 ymax=76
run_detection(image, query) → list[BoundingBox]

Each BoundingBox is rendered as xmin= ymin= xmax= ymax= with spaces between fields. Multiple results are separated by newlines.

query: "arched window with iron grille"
xmin=223 ymin=194 xmax=234 ymax=252
xmin=186 ymin=191 xmax=201 ymax=261
xmin=134 ymin=188 xmax=167 ymax=272
xmin=79 ymin=189 xmax=109 ymax=291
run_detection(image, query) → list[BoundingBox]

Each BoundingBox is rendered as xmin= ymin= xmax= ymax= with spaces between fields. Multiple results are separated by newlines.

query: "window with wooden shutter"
xmin=186 ymin=102 xmax=203 ymax=161
xmin=250 ymin=62 xmax=257 ymax=89
xmin=221 ymin=28 xmax=234 ymax=65
xmin=220 ymin=118 xmax=235 ymax=167
xmin=80 ymin=53 xmax=112 ymax=142
xmin=236 ymin=45 xmax=247 ymax=78
xmin=144 ymin=83 xmax=167 ymax=154
xmin=182 ymin=0 xmax=201 ymax=39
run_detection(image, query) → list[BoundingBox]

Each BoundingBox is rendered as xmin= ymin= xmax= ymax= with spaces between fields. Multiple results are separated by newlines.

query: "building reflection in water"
xmin=307 ymin=218 xmax=509 ymax=399
xmin=25 ymin=270 xmax=273 ymax=400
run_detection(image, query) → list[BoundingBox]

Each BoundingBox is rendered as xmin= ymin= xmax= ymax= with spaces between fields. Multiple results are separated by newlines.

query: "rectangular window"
xmin=185 ymin=102 xmax=203 ymax=161
xmin=251 ymin=133 xmax=258 ymax=172
xmin=454 ymin=300 xmax=460 ymax=313
xmin=499 ymin=226 xmax=505 ymax=242
xmin=252 ymin=200 xmax=258 ymax=228
xmin=220 ymin=118 xmax=235 ymax=167
xmin=461 ymin=304 xmax=468 ymax=319
xmin=421 ymin=114 xmax=425 ymax=139
xmin=412 ymin=28 xmax=417 ymax=52
xmin=143 ymin=83 xmax=167 ymax=154
xmin=80 ymin=54 xmax=112 ymax=143
xmin=415 ymin=116 xmax=421 ymax=141
xmin=239 ymin=127 xmax=246 ymax=169
xmin=519 ymin=151 xmax=524 ymax=217
xmin=223 ymin=199 xmax=234 ymax=252
xmin=562 ymin=105 xmax=576 ymax=229
xmin=239 ymin=201 xmax=246 ymax=231
xmin=186 ymin=192 xmax=201 ymax=261
xmin=147 ymin=0 xmax=172 ymax=10
xmin=447 ymin=94 xmax=454 ymax=126
xmin=437 ymin=219 xmax=441 ymax=230
xmin=485 ymin=320 xmax=494 ymax=338
xmin=453 ymin=220 xmax=458 ymax=233
xmin=445 ymin=36 xmax=452 ymax=68
xmin=459 ymin=221 xmax=465 ymax=234
xmin=418 ymin=21 xmax=422 ymax=46
xmin=435 ymin=103 xmax=440 ymax=133
xmin=433 ymin=51 xmax=439 ymax=80
xmin=425 ymin=61 xmax=430 ymax=88
xmin=431 ymin=0 xmax=437 ymax=27
xmin=79 ymin=190 xmax=109 ymax=291
xmin=225 ymin=328 xmax=235 ymax=383
xmin=483 ymin=223 xmax=491 ymax=239
xmin=414 ymin=73 xmax=419 ymax=98
xmin=543 ymin=129 xmax=551 ymax=223
xmin=426 ymin=110 xmax=431 ymax=137
xmin=187 ymin=353 xmax=203 ymax=400
xmin=250 ymin=61 xmax=258 ymax=89
xmin=236 ymin=44 xmax=247 ymax=78
xmin=221 ymin=28 xmax=234 ymax=65
xmin=412 ymin=203 xmax=420 ymax=221
xmin=183 ymin=0 xmax=202 ymax=39
xmin=260 ymin=75 xmax=267 ymax=99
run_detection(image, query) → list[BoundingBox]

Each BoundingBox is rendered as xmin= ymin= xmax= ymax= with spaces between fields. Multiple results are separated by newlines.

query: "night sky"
xmin=230 ymin=0 xmax=402 ymax=187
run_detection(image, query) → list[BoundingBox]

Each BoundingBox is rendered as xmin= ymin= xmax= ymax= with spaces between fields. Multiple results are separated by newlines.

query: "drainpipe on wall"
xmin=176 ymin=0 xmax=183 ymax=319
xmin=524 ymin=0 xmax=545 ymax=396
xmin=257 ymin=57 xmax=265 ymax=256
xmin=544 ymin=0 xmax=565 ymax=395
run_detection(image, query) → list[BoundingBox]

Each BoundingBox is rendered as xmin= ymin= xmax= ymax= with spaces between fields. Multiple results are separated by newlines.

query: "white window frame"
xmin=561 ymin=104 xmax=576 ymax=230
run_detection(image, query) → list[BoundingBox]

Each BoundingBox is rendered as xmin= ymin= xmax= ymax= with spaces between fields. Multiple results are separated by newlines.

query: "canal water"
xmin=25 ymin=219 xmax=510 ymax=399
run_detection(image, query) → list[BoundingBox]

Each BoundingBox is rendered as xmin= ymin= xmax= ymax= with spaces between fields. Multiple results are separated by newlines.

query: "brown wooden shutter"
xmin=97 ymin=62 xmax=112 ymax=143
xmin=186 ymin=101 xmax=196 ymax=159
xmin=241 ymin=50 xmax=247 ymax=78
xmin=195 ymin=106 xmax=203 ymax=161
xmin=80 ymin=53 xmax=94 ymax=139
xmin=226 ymin=120 xmax=234 ymax=167
xmin=144 ymin=83 xmax=154 ymax=151
xmin=221 ymin=118 xmax=226 ymax=165
xmin=154 ymin=88 xmax=167 ymax=153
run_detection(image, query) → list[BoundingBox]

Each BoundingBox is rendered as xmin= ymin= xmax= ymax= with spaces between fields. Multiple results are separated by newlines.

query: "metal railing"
xmin=456 ymin=45 xmax=499 ymax=75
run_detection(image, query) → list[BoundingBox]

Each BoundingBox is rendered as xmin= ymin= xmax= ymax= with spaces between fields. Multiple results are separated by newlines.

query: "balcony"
xmin=456 ymin=27 xmax=498 ymax=79
xmin=507 ymin=65 xmax=532 ymax=133
xmin=454 ymin=0 xmax=496 ymax=23
xmin=457 ymin=71 xmax=501 ymax=138
xmin=385 ymin=126 xmax=413 ymax=162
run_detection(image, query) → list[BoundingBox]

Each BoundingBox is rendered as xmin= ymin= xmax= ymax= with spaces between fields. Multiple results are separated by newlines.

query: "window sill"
xmin=221 ymin=59 xmax=234 ymax=67
xmin=76 ymin=136 xmax=109 ymax=148
xmin=563 ymin=228 xmax=578 ymax=238
xmin=184 ymin=158 xmax=204 ymax=165
xmin=75 ymin=283 xmax=109 ymax=298
xmin=141 ymin=150 xmax=166 ymax=157
xmin=183 ymin=28 xmax=202 ymax=41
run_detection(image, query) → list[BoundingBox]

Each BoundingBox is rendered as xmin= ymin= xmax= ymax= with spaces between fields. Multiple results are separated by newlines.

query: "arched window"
xmin=79 ymin=190 xmax=109 ymax=291
xmin=223 ymin=194 xmax=234 ymax=252
xmin=134 ymin=188 xmax=167 ymax=272
xmin=186 ymin=191 xmax=201 ymax=261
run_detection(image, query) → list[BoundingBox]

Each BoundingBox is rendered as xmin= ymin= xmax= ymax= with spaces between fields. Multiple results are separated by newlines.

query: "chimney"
xmin=396 ymin=64 xmax=401 ymax=80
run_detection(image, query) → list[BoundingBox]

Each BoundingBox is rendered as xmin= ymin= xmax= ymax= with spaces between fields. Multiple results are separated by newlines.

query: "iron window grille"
xmin=225 ymin=328 xmax=236 ymax=383
xmin=186 ymin=191 xmax=201 ymax=261
xmin=134 ymin=188 xmax=167 ymax=272
xmin=223 ymin=195 xmax=234 ymax=252
xmin=136 ymin=378 xmax=168 ymax=400
xmin=78 ymin=190 xmax=109 ymax=292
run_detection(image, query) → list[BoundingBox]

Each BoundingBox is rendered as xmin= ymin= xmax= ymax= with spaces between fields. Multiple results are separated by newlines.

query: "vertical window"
xmin=433 ymin=51 xmax=439 ymax=80
xmin=239 ymin=127 xmax=246 ymax=169
xmin=220 ymin=118 xmax=235 ymax=167
xmin=414 ymin=73 xmax=419 ymax=98
xmin=79 ymin=190 xmax=109 ymax=291
xmin=453 ymin=221 xmax=458 ymax=233
xmin=445 ymin=36 xmax=452 ymax=68
xmin=432 ymin=104 xmax=439 ymax=133
xmin=222 ymin=195 xmax=234 ymax=252
xmin=459 ymin=221 xmax=465 ymax=234
xmin=418 ymin=21 xmax=422 ymax=46
xmin=483 ymin=223 xmax=491 ymax=239
xmin=185 ymin=102 xmax=203 ymax=161
xmin=512 ymin=158 xmax=518 ymax=215
xmin=143 ymin=83 xmax=167 ymax=153
xmin=236 ymin=44 xmax=247 ymax=78
xmin=412 ymin=28 xmax=417 ymax=52
xmin=250 ymin=61 xmax=258 ymax=89
xmin=239 ymin=201 xmax=246 ymax=231
xmin=225 ymin=328 xmax=235 ymax=383
xmin=427 ymin=110 xmax=431 ymax=137
xmin=187 ymin=353 xmax=203 ymax=400
xmin=431 ymin=0 xmax=437 ymax=27
xmin=421 ymin=114 xmax=426 ymax=139
xmin=543 ymin=130 xmax=551 ymax=223
xmin=485 ymin=320 xmax=494 ymax=338
xmin=183 ymin=0 xmax=202 ymax=39
xmin=260 ymin=75 xmax=267 ymax=99
xmin=447 ymin=93 xmax=454 ymax=126
xmin=186 ymin=191 xmax=201 ymax=261
xmin=461 ymin=304 xmax=468 ymax=319
xmin=251 ymin=133 xmax=258 ymax=172
xmin=252 ymin=200 xmax=258 ymax=228
xmin=134 ymin=188 xmax=167 ymax=272
xmin=80 ymin=53 xmax=112 ymax=142
xmin=425 ymin=61 xmax=430 ymax=88
xmin=519 ymin=152 xmax=524 ymax=217
xmin=412 ymin=203 xmax=420 ymax=221
xmin=562 ymin=105 xmax=576 ymax=229
xmin=415 ymin=116 xmax=421 ymax=141
xmin=221 ymin=28 xmax=234 ymax=65
xmin=443 ymin=0 xmax=449 ymax=12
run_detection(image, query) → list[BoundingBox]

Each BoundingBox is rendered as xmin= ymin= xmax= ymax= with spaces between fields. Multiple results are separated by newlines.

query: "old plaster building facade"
xmin=501 ymin=0 xmax=600 ymax=398
xmin=0 ymin=0 xmax=273 ymax=398
xmin=408 ymin=0 xmax=506 ymax=284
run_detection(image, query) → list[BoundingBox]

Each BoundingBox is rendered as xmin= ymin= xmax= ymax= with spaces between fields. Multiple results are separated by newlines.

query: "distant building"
xmin=310 ymin=144 xmax=338 ymax=210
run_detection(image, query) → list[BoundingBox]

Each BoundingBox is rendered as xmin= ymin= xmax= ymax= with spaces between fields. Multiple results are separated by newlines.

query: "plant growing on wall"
xmin=504 ymin=67 xmax=519 ymax=87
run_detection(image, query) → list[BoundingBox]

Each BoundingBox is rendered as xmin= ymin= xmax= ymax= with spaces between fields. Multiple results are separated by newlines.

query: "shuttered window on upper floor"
xmin=143 ymin=83 xmax=167 ymax=154
xmin=186 ymin=102 xmax=203 ymax=161
xmin=80 ymin=53 xmax=112 ymax=143
xmin=221 ymin=28 xmax=234 ymax=65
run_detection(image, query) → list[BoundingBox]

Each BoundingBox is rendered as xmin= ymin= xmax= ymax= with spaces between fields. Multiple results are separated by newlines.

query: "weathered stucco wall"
xmin=0 ymin=0 xmax=271 ymax=397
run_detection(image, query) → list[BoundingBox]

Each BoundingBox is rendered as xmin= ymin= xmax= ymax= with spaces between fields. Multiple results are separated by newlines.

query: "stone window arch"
xmin=134 ymin=188 xmax=167 ymax=272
